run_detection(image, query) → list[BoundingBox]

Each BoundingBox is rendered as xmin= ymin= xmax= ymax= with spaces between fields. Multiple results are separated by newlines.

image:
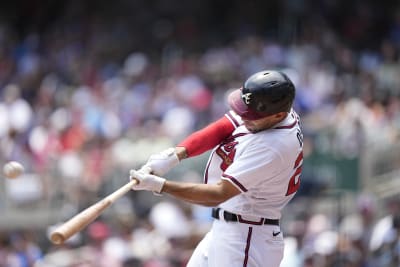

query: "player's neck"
xmin=243 ymin=112 xmax=288 ymax=133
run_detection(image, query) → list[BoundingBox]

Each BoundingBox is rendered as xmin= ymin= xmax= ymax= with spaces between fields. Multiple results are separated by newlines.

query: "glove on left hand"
xmin=143 ymin=147 xmax=179 ymax=176
xmin=129 ymin=169 xmax=166 ymax=194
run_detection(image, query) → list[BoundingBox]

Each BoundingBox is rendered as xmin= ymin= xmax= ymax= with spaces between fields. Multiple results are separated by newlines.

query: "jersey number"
xmin=286 ymin=151 xmax=303 ymax=196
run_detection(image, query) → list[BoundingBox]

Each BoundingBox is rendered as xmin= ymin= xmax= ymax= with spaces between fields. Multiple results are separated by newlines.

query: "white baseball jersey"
xmin=204 ymin=109 xmax=303 ymax=219
xmin=187 ymin=109 xmax=303 ymax=267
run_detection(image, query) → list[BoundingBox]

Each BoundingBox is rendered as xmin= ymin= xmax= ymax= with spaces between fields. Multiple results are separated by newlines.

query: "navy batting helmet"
xmin=228 ymin=70 xmax=295 ymax=120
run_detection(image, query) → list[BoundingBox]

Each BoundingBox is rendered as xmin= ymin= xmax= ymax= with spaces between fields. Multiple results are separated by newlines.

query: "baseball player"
xmin=130 ymin=70 xmax=303 ymax=267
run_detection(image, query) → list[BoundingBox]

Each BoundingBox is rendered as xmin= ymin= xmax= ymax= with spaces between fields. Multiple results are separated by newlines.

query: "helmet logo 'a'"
xmin=242 ymin=93 xmax=252 ymax=105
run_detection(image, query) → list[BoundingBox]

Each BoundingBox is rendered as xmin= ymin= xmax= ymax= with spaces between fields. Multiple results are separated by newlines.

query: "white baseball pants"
xmin=186 ymin=219 xmax=284 ymax=267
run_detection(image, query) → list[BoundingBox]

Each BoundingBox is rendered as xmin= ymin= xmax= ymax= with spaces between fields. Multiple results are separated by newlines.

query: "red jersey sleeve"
xmin=177 ymin=113 xmax=239 ymax=157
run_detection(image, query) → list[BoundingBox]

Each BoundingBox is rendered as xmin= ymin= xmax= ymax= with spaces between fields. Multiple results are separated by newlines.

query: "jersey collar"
xmin=273 ymin=110 xmax=297 ymax=129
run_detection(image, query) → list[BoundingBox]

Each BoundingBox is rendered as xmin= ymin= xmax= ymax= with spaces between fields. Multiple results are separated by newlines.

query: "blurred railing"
xmin=360 ymin=141 xmax=400 ymax=199
xmin=0 ymin=172 xmax=60 ymax=229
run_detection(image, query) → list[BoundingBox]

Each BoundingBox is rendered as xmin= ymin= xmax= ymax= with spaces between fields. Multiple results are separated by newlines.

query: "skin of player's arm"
xmin=175 ymin=146 xmax=188 ymax=161
xmin=166 ymin=146 xmax=240 ymax=206
xmin=161 ymin=179 xmax=241 ymax=207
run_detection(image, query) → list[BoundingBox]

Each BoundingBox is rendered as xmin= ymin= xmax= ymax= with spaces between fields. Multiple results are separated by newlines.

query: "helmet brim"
xmin=228 ymin=88 xmax=266 ymax=120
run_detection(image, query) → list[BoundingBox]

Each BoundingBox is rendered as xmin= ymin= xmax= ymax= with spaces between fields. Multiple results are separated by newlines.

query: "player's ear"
xmin=273 ymin=112 xmax=287 ymax=120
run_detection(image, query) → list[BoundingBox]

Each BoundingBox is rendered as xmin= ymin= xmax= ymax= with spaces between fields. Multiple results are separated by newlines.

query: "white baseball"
xmin=3 ymin=161 xmax=25 ymax=179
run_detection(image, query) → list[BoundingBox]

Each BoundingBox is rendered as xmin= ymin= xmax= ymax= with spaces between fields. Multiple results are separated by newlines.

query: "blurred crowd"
xmin=1 ymin=0 xmax=400 ymax=266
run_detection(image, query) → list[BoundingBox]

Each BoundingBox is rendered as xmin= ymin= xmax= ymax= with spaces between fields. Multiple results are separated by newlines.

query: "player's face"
xmin=242 ymin=112 xmax=288 ymax=133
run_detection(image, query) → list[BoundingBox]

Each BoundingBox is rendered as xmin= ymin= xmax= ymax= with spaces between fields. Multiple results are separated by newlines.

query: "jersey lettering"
xmin=216 ymin=133 xmax=247 ymax=171
xmin=286 ymin=151 xmax=303 ymax=196
xmin=216 ymin=141 xmax=237 ymax=171
xmin=297 ymin=130 xmax=303 ymax=147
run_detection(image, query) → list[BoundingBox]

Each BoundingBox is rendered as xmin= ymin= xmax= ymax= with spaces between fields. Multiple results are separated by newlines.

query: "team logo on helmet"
xmin=242 ymin=93 xmax=252 ymax=105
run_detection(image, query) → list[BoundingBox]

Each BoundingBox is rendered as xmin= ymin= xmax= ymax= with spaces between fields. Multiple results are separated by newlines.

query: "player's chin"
xmin=248 ymin=128 xmax=261 ymax=133
xmin=244 ymin=124 xmax=259 ymax=133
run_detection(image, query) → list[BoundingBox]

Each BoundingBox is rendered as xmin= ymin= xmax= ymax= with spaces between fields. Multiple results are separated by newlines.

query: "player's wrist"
xmin=175 ymin=146 xmax=187 ymax=161
xmin=152 ymin=175 xmax=166 ymax=194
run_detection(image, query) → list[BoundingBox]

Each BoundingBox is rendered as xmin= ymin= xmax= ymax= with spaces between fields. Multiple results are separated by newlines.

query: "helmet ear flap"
xmin=255 ymin=102 xmax=267 ymax=112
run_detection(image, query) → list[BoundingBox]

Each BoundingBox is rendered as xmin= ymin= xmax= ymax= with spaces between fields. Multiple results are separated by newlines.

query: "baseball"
xmin=3 ymin=161 xmax=24 ymax=179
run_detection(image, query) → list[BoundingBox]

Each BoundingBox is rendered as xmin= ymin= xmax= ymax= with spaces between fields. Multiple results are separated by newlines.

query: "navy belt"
xmin=211 ymin=208 xmax=279 ymax=226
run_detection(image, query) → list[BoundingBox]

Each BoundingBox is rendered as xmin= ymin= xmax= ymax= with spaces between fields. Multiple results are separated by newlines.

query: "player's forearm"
xmin=161 ymin=181 xmax=227 ymax=207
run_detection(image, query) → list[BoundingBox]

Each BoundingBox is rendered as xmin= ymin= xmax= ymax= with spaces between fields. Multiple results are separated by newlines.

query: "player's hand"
xmin=142 ymin=147 xmax=180 ymax=175
xmin=129 ymin=169 xmax=166 ymax=194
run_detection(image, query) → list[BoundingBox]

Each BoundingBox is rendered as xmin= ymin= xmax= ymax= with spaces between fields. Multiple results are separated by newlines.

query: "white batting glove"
xmin=129 ymin=169 xmax=166 ymax=194
xmin=138 ymin=165 xmax=152 ymax=174
xmin=143 ymin=147 xmax=180 ymax=176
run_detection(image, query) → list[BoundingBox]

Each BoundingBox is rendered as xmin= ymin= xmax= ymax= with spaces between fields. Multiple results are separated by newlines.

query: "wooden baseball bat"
xmin=50 ymin=179 xmax=138 ymax=245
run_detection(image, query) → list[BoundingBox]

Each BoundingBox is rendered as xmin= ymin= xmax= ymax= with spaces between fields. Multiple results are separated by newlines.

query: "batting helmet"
xmin=228 ymin=70 xmax=295 ymax=120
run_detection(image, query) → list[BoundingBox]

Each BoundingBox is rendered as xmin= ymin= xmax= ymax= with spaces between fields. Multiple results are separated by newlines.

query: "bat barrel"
xmin=49 ymin=179 xmax=139 ymax=245
xmin=50 ymin=232 xmax=65 ymax=245
xmin=49 ymin=199 xmax=112 ymax=244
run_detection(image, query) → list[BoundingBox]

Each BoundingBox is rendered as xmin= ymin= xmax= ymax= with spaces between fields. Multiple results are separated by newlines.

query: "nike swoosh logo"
xmin=272 ymin=231 xmax=281 ymax=237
